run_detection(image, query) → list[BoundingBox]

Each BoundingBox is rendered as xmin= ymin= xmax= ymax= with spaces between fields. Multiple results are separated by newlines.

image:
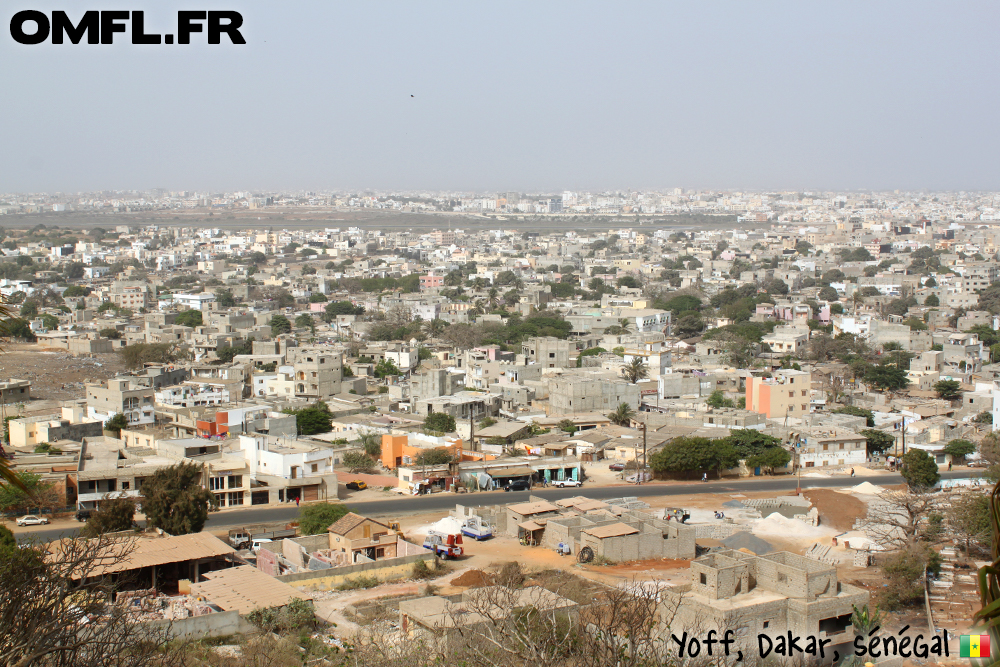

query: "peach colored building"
xmin=745 ymin=369 xmax=812 ymax=420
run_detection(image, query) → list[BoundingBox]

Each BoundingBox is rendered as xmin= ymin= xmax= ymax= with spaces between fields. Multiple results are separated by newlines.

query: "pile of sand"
xmin=803 ymin=472 xmax=830 ymax=478
xmin=721 ymin=531 xmax=773 ymax=555
xmin=752 ymin=512 xmax=827 ymax=538
xmin=413 ymin=517 xmax=464 ymax=535
xmin=848 ymin=482 xmax=884 ymax=495
xmin=450 ymin=570 xmax=490 ymax=587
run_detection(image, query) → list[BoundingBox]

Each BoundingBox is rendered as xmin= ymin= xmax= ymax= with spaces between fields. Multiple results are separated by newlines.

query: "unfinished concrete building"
xmin=670 ymin=550 xmax=868 ymax=647
xmin=457 ymin=495 xmax=696 ymax=559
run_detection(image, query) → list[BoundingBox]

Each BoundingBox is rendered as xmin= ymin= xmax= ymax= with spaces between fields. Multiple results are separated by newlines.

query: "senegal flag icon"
xmin=961 ymin=634 xmax=991 ymax=658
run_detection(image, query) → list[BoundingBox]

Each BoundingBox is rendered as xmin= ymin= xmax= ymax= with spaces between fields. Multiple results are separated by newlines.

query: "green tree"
xmin=343 ymin=451 xmax=378 ymax=474
xmin=99 ymin=327 xmax=122 ymax=339
xmin=19 ymin=301 xmax=38 ymax=319
xmin=933 ymin=379 xmax=963 ymax=401
xmin=606 ymin=402 xmax=635 ymax=426
xmin=706 ymin=390 xmax=735 ymax=409
xmin=295 ymin=313 xmax=315 ymax=332
xmin=924 ymin=293 xmax=939 ymax=306
xmin=620 ymin=357 xmax=648 ymax=384
xmin=722 ymin=429 xmax=783 ymax=458
xmin=298 ymin=502 xmax=351 ymax=535
xmin=117 ymin=342 xmax=185 ymax=370
xmin=104 ymin=413 xmax=129 ymax=437
xmin=2 ymin=318 xmax=36 ymax=342
xmin=943 ymin=438 xmax=976 ymax=461
xmin=269 ymin=314 xmax=292 ymax=336
xmin=40 ymin=313 xmax=59 ymax=331
xmin=215 ymin=288 xmax=237 ymax=307
xmin=62 ymin=285 xmax=89 ymax=298
xmin=864 ymin=364 xmax=910 ymax=392
xmin=673 ymin=314 xmax=704 ymax=337
xmin=308 ymin=292 xmax=327 ymax=302
xmin=81 ymin=496 xmax=136 ymax=538
xmin=899 ymin=449 xmax=940 ymax=490
xmin=414 ymin=447 xmax=456 ymax=466
xmin=174 ymin=309 xmax=203 ymax=327
xmin=860 ymin=429 xmax=895 ymax=456
xmin=141 ymin=462 xmax=217 ymax=535
xmin=948 ymin=493 xmax=991 ymax=555
xmin=833 ymin=405 xmax=875 ymax=427
xmin=33 ymin=442 xmax=61 ymax=454
xmin=287 ymin=402 xmax=333 ymax=436
xmin=374 ymin=358 xmax=401 ymax=378
xmin=357 ymin=429 xmax=382 ymax=458
xmin=424 ymin=412 xmax=457 ymax=434
xmin=557 ymin=419 xmax=578 ymax=435
xmin=746 ymin=446 xmax=792 ymax=474
xmin=649 ymin=436 xmax=739 ymax=474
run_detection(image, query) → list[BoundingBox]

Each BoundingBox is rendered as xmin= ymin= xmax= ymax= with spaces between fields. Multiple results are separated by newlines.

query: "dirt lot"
xmin=1 ymin=344 xmax=125 ymax=404
xmin=802 ymin=489 xmax=867 ymax=532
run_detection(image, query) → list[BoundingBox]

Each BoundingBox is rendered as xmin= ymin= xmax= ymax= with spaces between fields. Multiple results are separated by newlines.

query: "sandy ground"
xmin=0 ymin=343 xmax=126 ymax=403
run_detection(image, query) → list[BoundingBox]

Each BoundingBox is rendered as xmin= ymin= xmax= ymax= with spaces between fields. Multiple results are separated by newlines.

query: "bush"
xmin=878 ymin=546 xmax=934 ymax=610
xmin=298 ymin=502 xmax=350 ymax=536
xmin=336 ymin=575 xmax=380 ymax=590
xmin=411 ymin=558 xmax=440 ymax=580
xmin=424 ymin=412 xmax=456 ymax=434
xmin=247 ymin=597 xmax=316 ymax=633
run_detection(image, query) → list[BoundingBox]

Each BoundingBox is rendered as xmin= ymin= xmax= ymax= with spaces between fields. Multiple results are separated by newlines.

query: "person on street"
xmin=295 ymin=496 xmax=300 ymax=507
xmin=702 ymin=472 xmax=708 ymax=482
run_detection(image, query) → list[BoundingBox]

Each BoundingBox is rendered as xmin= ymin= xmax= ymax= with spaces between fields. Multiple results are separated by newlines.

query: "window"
xmin=209 ymin=477 xmax=226 ymax=491
xmin=699 ymin=573 xmax=707 ymax=584
xmin=763 ymin=620 xmax=770 ymax=629
xmin=788 ymin=391 xmax=794 ymax=398
xmin=838 ymin=443 xmax=844 ymax=450
xmin=311 ymin=463 xmax=318 ymax=473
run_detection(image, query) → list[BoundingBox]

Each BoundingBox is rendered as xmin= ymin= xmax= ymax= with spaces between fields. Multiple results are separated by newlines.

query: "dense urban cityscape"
xmin=0 ymin=188 xmax=995 ymax=664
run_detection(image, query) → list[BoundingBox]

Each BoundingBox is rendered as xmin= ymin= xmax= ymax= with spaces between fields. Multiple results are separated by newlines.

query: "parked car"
xmin=346 ymin=480 xmax=368 ymax=491
xmin=75 ymin=509 xmax=92 ymax=522
xmin=16 ymin=515 xmax=49 ymax=526
xmin=504 ymin=479 xmax=531 ymax=492
xmin=608 ymin=462 xmax=625 ymax=471
xmin=553 ymin=479 xmax=582 ymax=488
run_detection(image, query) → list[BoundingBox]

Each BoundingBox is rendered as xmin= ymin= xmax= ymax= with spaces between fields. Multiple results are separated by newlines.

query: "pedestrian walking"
xmin=702 ymin=472 xmax=708 ymax=482
xmin=295 ymin=496 xmax=300 ymax=507
xmin=850 ymin=468 xmax=855 ymax=478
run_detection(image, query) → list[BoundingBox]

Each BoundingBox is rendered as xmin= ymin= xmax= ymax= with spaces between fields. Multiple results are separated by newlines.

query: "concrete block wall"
xmin=144 ymin=610 xmax=256 ymax=641
xmin=274 ymin=552 xmax=438 ymax=591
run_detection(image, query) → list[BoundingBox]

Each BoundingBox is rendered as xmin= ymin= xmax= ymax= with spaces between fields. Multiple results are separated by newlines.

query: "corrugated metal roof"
xmin=583 ymin=522 xmax=640 ymax=539
xmin=191 ymin=565 xmax=312 ymax=614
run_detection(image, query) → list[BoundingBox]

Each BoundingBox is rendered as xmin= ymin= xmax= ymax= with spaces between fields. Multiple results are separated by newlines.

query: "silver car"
xmin=16 ymin=515 xmax=49 ymax=526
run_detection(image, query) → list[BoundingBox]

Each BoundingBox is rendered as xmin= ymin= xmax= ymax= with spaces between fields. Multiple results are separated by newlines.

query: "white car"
xmin=553 ymin=479 xmax=582 ymax=488
xmin=16 ymin=515 xmax=49 ymax=526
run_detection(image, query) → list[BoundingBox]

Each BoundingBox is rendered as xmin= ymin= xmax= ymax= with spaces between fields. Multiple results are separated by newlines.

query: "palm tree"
xmin=607 ymin=402 xmax=636 ymax=426
xmin=486 ymin=288 xmax=501 ymax=309
xmin=604 ymin=318 xmax=636 ymax=336
xmin=620 ymin=357 xmax=649 ymax=384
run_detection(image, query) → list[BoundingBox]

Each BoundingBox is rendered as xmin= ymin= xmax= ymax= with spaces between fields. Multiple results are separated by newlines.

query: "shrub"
xmin=336 ymin=575 xmax=380 ymax=590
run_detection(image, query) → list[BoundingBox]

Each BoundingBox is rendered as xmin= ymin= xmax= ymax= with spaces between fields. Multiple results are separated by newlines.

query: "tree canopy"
xmin=298 ymin=502 xmax=351 ymax=536
xmin=141 ymin=462 xmax=217 ymax=535
xmin=649 ymin=436 xmax=739 ymax=474
xmin=900 ymin=449 xmax=940 ymax=490
xmin=424 ymin=412 xmax=457 ymax=434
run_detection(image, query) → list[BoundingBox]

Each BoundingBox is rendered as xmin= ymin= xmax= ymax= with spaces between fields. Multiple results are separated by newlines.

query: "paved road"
xmin=18 ymin=470 xmax=980 ymax=543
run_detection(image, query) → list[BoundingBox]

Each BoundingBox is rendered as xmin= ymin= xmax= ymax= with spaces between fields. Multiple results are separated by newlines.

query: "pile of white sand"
xmin=803 ymin=472 xmax=830 ymax=478
xmin=848 ymin=482 xmax=884 ymax=495
xmin=424 ymin=517 xmax=463 ymax=535
xmin=752 ymin=513 xmax=828 ymax=538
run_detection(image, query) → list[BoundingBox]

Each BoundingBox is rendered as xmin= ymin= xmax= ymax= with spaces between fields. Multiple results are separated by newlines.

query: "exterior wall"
xmin=548 ymin=378 xmax=640 ymax=415
xmin=273 ymin=552 xmax=439 ymax=591
xmin=144 ymin=610 xmax=256 ymax=641
xmin=746 ymin=370 xmax=811 ymax=420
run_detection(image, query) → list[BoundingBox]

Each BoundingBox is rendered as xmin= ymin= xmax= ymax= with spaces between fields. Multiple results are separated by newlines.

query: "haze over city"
xmin=3 ymin=0 xmax=1000 ymax=192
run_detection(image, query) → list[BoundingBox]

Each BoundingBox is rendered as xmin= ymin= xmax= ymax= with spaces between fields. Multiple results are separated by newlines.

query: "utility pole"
xmin=641 ymin=422 xmax=647 ymax=484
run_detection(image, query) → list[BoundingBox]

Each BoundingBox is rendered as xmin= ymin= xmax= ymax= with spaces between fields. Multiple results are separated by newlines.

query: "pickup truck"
xmin=228 ymin=526 xmax=297 ymax=550
xmin=460 ymin=516 xmax=493 ymax=541
xmin=423 ymin=530 xmax=464 ymax=558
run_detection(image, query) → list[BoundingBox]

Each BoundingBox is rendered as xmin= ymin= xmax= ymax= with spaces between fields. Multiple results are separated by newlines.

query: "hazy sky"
xmin=3 ymin=1 xmax=999 ymax=193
